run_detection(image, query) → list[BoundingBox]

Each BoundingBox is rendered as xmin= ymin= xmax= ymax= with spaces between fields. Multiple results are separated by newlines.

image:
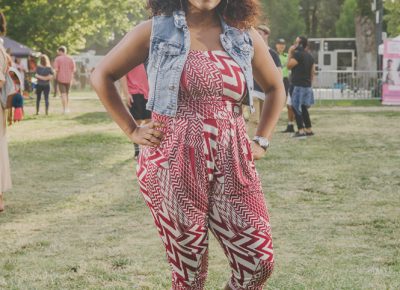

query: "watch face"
xmin=254 ymin=136 xmax=269 ymax=149
xmin=260 ymin=139 xmax=268 ymax=148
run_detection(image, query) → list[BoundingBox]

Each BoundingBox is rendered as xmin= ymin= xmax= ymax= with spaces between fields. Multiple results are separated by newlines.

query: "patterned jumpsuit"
xmin=137 ymin=50 xmax=274 ymax=289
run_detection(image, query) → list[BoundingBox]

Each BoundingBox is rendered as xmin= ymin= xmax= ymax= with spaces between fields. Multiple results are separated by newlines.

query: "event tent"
xmin=1 ymin=36 xmax=37 ymax=57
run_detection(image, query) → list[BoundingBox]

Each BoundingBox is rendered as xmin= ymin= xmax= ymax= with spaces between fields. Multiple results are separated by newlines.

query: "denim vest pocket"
xmin=156 ymin=41 xmax=183 ymax=72
xmin=149 ymin=39 xmax=184 ymax=115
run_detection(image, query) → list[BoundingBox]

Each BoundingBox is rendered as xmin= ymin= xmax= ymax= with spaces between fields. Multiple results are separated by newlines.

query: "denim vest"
xmin=146 ymin=10 xmax=255 ymax=117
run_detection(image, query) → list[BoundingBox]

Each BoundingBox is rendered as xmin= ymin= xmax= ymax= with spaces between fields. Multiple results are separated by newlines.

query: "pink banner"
xmin=382 ymin=40 xmax=400 ymax=105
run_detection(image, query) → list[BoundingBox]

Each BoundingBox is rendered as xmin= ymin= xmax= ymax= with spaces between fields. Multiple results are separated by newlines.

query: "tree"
xmin=384 ymin=0 xmax=400 ymax=37
xmin=1 ymin=0 xmax=146 ymax=57
xmin=262 ymin=0 xmax=344 ymax=42
xmin=298 ymin=0 xmax=344 ymax=37
xmin=261 ymin=0 xmax=305 ymax=45
xmin=299 ymin=0 xmax=320 ymax=37
xmin=318 ymin=0 xmax=345 ymax=37
xmin=335 ymin=0 xmax=357 ymax=38
xmin=354 ymin=0 xmax=376 ymax=70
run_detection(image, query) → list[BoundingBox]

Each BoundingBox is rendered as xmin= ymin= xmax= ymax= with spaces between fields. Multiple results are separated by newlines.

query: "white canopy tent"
xmin=379 ymin=35 xmax=400 ymax=55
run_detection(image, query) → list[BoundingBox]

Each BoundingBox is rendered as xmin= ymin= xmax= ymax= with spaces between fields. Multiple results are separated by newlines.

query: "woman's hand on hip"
xmin=251 ymin=141 xmax=267 ymax=160
xmin=130 ymin=121 xmax=164 ymax=147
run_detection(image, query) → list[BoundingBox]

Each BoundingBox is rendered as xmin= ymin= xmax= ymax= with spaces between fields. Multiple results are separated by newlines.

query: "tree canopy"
xmin=384 ymin=0 xmax=400 ymax=37
xmin=335 ymin=0 xmax=357 ymax=38
xmin=2 ymin=0 xmax=399 ymax=60
xmin=1 ymin=0 xmax=146 ymax=57
xmin=261 ymin=0 xmax=305 ymax=46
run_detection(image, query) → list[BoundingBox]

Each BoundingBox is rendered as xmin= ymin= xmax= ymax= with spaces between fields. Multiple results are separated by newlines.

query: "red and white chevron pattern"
xmin=205 ymin=50 xmax=246 ymax=102
xmin=137 ymin=50 xmax=273 ymax=289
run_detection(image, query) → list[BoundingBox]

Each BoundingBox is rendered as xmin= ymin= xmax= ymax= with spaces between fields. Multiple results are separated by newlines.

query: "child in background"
xmin=7 ymin=67 xmax=24 ymax=125
xmin=11 ymin=93 xmax=24 ymax=123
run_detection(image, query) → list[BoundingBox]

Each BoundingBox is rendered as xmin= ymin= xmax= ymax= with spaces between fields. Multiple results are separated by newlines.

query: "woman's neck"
xmin=186 ymin=5 xmax=219 ymax=30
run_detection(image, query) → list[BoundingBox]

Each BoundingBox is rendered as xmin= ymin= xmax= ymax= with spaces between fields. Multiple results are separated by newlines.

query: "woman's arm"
xmin=287 ymin=45 xmax=299 ymax=70
xmin=90 ymin=20 xmax=163 ymax=147
xmin=310 ymin=64 xmax=316 ymax=84
xmin=250 ymin=28 xmax=286 ymax=157
xmin=35 ymin=73 xmax=53 ymax=81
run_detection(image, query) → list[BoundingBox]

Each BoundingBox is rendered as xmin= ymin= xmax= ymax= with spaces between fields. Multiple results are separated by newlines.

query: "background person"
xmin=276 ymin=38 xmax=295 ymax=133
xmin=79 ymin=64 xmax=88 ymax=90
xmin=13 ymin=58 xmax=26 ymax=91
xmin=120 ymin=64 xmax=151 ymax=158
xmin=52 ymin=59 xmax=58 ymax=98
xmin=0 ymin=11 xmax=12 ymax=212
xmin=287 ymin=36 xmax=315 ymax=138
xmin=253 ymin=25 xmax=282 ymax=122
xmin=53 ymin=46 xmax=75 ymax=114
xmin=91 ymin=0 xmax=286 ymax=288
xmin=35 ymin=54 xmax=54 ymax=115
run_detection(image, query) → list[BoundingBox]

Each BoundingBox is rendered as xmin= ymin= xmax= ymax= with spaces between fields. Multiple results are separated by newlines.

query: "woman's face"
xmin=187 ymin=0 xmax=222 ymax=11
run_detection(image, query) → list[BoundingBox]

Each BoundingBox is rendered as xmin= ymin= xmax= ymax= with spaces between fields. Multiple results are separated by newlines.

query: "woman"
xmin=91 ymin=0 xmax=285 ymax=289
xmin=0 ymin=11 xmax=12 ymax=212
xmin=35 ymin=54 xmax=54 ymax=115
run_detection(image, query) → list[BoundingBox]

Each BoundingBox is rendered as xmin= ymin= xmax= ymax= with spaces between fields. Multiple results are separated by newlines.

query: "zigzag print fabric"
xmin=137 ymin=50 xmax=274 ymax=289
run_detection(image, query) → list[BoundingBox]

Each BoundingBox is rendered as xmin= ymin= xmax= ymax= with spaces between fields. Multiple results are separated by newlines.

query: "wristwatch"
xmin=252 ymin=136 xmax=270 ymax=151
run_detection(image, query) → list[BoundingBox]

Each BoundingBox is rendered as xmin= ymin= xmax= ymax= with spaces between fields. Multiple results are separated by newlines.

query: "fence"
xmin=313 ymin=70 xmax=383 ymax=100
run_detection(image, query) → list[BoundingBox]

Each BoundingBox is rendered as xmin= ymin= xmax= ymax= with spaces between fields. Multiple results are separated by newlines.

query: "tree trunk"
xmin=355 ymin=15 xmax=376 ymax=71
xmin=311 ymin=5 xmax=318 ymax=36
xmin=303 ymin=2 xmax=311 ymax=35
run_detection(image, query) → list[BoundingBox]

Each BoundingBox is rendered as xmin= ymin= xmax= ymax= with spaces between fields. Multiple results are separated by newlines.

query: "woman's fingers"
xmin=144 ymin=127 xmax=164 ymax=140
xmin=141 ymin=139 xmax=154 ymax=147
xmin=131 ymin=121 xmax=165 ymax=147
xmin=149 ymin=121 xmax=164 ymax=129
xmin=147 ymin=129 xmax=163 ymax=139
xmin=148 ymin=136 xmax=161 ymax=145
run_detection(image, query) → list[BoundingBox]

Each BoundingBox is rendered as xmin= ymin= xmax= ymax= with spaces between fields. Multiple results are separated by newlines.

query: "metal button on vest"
xmin=169 ymin=85 xmax=175 ymax=91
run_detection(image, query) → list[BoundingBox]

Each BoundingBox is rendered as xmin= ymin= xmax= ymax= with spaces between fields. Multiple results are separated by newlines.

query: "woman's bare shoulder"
xmin=127 ymin=19 xmax=152 ymax=50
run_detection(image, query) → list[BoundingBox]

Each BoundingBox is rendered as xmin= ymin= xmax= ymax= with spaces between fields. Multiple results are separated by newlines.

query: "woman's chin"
xmin=188 ymin=0 xmax=221 ymax=12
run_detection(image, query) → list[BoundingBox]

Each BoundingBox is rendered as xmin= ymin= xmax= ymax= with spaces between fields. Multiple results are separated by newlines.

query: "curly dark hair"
xmin=0 ymin=12 xmax=6 ymax=36
xmin=148 ymin=0 xmax=261 ymax=29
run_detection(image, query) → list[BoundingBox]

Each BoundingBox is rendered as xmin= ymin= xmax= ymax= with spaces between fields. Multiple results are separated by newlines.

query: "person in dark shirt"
xmin=287 ymin=36 xmax=315 ymax=138
xmin=35 ymin=54 xmax=54 ymax=115
xmin=253 ymin=25 xmax=282 ymax=122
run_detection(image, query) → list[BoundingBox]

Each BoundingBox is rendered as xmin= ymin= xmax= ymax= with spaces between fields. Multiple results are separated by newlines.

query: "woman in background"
xmin=0 ymin=11 xmax=12 ymax=212
xmin=35 ymin=54 xmax=54 ymax=115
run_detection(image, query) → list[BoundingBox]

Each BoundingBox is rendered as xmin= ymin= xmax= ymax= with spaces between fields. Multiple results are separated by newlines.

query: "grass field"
xmin=0 ymin=91 xmax=399 ymax=289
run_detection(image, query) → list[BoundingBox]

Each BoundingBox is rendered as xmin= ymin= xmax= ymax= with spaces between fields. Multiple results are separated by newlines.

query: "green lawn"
xmin=0 ymin=91 xmax=399 ymax=289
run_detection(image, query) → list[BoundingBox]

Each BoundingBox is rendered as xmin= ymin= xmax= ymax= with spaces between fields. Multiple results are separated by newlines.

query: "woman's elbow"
xmin=269 ymin=80 xmax=286 ymax=103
